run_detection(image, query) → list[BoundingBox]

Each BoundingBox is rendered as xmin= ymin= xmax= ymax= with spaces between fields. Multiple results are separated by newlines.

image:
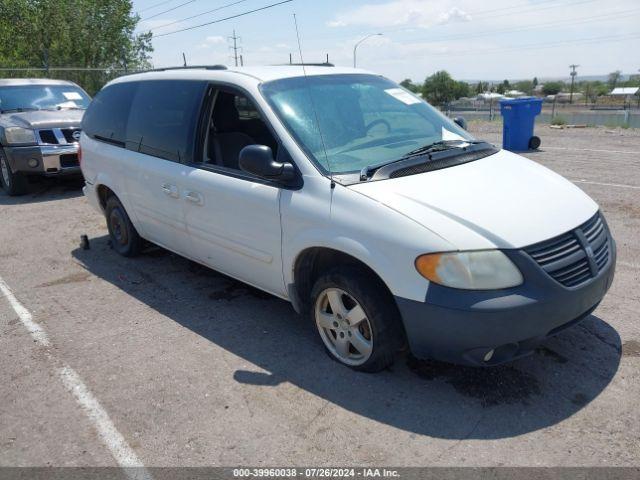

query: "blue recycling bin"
xmin=499 ymin=97 xmax=543 ymax=152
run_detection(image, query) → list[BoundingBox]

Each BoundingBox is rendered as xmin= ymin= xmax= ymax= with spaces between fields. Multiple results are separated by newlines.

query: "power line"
xmin=405 ymin=8 xmax=640 ymax=43
xmin=142 ymin=0 xmax=197 ymax=21
xmin=148 ymin=0 xmax=251 ymax=31
xmin=422 ymin=32 xmax=640 ymax=57
xmin=138 ymin=0 xmax=179 ymax=13
xmin=154 ymin=0 xmax=294 ymax=38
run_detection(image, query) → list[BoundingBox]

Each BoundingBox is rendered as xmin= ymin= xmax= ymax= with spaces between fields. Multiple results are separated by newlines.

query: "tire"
xmin=528 ymin=136 xmax=541 ymax=150
xmin=0 ymin=150 xmax=28 ymax=196
xmin=310 ymin=266 xmax=405 ymax=373
xmin=105 ymin=195 xmax=142 ymax=257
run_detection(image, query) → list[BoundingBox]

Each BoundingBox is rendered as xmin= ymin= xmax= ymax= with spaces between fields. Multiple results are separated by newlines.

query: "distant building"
xmin=610 ymin=87 xmax=639 ymax=97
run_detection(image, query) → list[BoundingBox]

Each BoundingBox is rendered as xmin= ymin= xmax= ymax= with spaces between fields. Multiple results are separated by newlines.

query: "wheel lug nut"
xmin=339 ymin=332 xmax=345 ymax=338
xmin=333 ymin=321 xmax=339 ymax=327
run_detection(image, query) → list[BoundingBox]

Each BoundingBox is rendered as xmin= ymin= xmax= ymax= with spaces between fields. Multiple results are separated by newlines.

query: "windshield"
xmin=261 ymin=74 xmax=475 ymax=174
xmin=0 ymin=84 xmax=91 ymax=112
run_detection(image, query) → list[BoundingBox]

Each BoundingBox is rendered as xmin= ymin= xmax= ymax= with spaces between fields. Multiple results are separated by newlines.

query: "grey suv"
xmin=0 ymin=79 xmax=91 ymax=195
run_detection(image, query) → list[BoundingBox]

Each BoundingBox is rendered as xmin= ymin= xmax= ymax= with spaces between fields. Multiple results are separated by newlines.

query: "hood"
xmin=350 ymin=149 xmax=598 ymax=250
xmin=0 ymin=109 xmax=84 ymax=129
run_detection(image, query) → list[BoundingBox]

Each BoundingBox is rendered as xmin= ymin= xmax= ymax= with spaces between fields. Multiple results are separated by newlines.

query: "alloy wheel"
xmin=314 ymin=287 xmax=374 ymax=366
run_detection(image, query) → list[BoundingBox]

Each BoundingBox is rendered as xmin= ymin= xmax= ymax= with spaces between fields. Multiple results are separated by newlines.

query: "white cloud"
xmin=196 ymin=35 xmax=226 ymax=49
xmin=437 ymin=7 xmax=471 ymax=25
xmin=205 ymin=35 xmax=225 ymax=44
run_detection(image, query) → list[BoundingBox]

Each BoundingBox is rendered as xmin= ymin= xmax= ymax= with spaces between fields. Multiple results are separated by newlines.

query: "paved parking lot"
xmin=1 ymin=123 xmax=639 ymax=468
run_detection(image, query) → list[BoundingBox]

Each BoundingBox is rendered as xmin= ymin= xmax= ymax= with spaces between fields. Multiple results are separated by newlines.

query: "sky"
xmin=133 ymin=0 xmax=640 ymax=83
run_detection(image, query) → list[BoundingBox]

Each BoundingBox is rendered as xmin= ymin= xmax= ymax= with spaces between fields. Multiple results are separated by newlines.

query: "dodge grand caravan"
xmin=80 ymin=65 xmax=616 ymax=372
xmin=0 ymin=79 xmax=90 ymax=195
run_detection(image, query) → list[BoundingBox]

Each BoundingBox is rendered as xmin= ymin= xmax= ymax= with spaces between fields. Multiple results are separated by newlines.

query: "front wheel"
xmin=0 ymin=151 xmax=28 ymax=196
xmin=310 ymin=267 xmax=404 ymax=372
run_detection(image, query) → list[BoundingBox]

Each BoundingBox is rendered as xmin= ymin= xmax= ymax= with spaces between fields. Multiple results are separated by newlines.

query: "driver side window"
xmin=202 ymin=88 xmax=278 ymax=170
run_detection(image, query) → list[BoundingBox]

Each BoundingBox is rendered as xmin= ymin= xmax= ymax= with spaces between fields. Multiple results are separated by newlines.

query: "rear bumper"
xmin=395 ymin=242 xmax=616 ymax=366
xmin=4 ymin=144 xmax=81 ymax=176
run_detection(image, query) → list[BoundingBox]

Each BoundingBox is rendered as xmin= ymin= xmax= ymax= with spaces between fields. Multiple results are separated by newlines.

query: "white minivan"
xmin=80 ymin=65 xmax=616 ymax=372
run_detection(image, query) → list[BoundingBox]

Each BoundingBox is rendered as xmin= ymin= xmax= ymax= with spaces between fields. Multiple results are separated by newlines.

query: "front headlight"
xmin=5 ymin=127 xmax=36 ymax=145
xmin=415 ymin=250 xmax=523 ymax=290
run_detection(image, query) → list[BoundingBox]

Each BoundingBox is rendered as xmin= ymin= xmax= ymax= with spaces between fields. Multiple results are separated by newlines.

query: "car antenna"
xmin=292 ymin=13 xmax=334 ymax=189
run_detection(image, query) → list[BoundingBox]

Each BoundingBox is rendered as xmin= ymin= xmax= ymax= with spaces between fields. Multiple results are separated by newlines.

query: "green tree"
xmin=514 ymin=80 xmax=534 ymax=95
xmin=400 ymin=78 xmax=420 ymax=93
xmin=453 ymin=80 xmax=470 ymax=99
xmin=0 ymin=0 xmax=153 ymax=94
xmin=422 ymin=71 xmax=458 ymax=105
xmin=532 ymin=77 xmax=538 ymax=88
xmin=607 ymin=70 xmax=622 ymax=90
xmin=475 ymin=81 xmax=485 ymax=94
xmin=542 ymin=81 xmax=564 ymax=95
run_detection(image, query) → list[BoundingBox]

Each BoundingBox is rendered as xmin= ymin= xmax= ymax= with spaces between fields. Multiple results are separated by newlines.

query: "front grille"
xmin=60 ymin=154 xmax=79 ymax=168
xmin=37 ymin=127 xmax=81 ymax=145
xmin=38 ymin=129 xmax=58 ymax=144
xmin=61 ymin=128 xmax=81 ymax=143
xmin=525 ymin=212 xmax=610 ymax=288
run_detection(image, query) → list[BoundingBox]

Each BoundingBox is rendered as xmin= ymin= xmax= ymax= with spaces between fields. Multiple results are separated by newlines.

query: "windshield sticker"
xmin=63 ymin=92 xmax=83 ymax=100
xmin=384 ymin=88 xmax=421 ymax=105
xmin=442 ymin=127 xmax=468 ymax=141
xmin=58 ymin=101 xmax=79 ymax=108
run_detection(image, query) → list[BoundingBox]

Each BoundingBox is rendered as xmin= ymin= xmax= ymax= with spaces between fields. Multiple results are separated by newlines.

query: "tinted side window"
xmin=82 ymin=82 xmax=138 ymax=146
xmin=127 ymin=80 xmax=206 ymax=163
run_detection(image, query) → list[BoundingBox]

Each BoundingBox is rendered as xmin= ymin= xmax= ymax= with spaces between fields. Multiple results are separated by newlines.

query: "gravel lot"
xmin=1 ymin=123 xmax=639 ymax=469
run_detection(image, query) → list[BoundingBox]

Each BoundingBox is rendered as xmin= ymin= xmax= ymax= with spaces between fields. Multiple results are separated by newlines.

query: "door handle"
xmin=161 ymin=183 xmax=179 ymax=198
xmin=184 ymin=190 xmax=204 ymax=205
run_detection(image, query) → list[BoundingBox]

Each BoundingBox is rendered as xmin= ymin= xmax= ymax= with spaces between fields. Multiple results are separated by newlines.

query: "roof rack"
xmin=150 ymin=65 xmax=228 ymax=72
xmin=280 ymin=63 xmax=335 ymax=67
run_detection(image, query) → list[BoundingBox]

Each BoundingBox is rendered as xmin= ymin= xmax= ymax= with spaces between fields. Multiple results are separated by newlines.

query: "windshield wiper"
xmin=359 ymin=140 xmax=488 ymax=181
xmin=0 ymin=107 xmax=40 ymax=114
xmin=404 ymin=139 xmax=486 ymax=157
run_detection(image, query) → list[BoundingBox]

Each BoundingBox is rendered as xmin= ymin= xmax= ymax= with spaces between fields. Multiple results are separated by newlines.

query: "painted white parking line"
xmin=0 ymin=276 xmax=49 ymax=347
xmin=59 ymin=366 xmax=152 ymax=480
xmin=571 ymin=179 xmax=640 ymax=190
xmin=0 ymin=274 xmax=152 ymax=480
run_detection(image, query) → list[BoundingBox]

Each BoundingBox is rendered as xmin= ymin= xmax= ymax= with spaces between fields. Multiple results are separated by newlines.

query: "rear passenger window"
xmin=126 ymin=80 xmax=207 ymax=163
xmin=82 ymin=82 xmax=138 ymax=146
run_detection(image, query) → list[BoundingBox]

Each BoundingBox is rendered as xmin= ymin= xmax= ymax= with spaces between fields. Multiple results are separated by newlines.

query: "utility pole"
xmin=228 ymin=30 xmax=242 ymax=67
xmin=569 ymin=64 xmax=579 ymax=104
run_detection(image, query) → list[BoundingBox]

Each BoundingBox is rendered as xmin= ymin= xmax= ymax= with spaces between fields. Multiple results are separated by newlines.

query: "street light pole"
xmin=353 ymin=33 xmax=383 ymax=68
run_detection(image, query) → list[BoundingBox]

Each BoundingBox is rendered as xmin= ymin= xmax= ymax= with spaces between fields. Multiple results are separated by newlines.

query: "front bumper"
xmin=395 ymin=241 xmax=616 ymax=366
xmin=4 ymin=144 xmax=81 ymax=176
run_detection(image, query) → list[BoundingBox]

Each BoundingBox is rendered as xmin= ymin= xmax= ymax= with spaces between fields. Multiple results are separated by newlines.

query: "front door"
xmin=182 ymin=86 xmax=286 ymax=296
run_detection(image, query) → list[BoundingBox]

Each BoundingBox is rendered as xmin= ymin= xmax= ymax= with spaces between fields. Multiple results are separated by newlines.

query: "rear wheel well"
xmin=293 ymin=248 xmax=396 ymax=313
xmin=97 ymin=184 xmax=116 ymax=210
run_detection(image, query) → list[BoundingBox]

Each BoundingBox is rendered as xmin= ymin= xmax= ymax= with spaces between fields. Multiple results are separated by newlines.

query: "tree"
xmin=607 ymin=70 xmax=622 ymax=90
xmin=514 ymin=80 xmax=534 ymax=95
xmin=0 ymin=0 xmax=153 ymax=94
xmin=454 ymin=80 xmax=470 ymax=99
xmin=532 ymin=77 xmax=538 ymax=88
xmin=542 ymin=81 xmax=564 ymax=95
xmin=496 ymin=79 xmax=510 ymax=94
xmin=475 ymin=81 xmax=485 ymax=94
xmin=422 ymin=71 xmax=458 ymax=106
xmin=400 ymin=79 xmax=420 ymax=93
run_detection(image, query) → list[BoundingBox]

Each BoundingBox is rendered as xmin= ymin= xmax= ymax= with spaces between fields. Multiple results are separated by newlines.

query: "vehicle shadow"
xmin=72 ymin=236 xmax=622 ymax=440
xmin=0 ymin=176 xmax=84 ymax=205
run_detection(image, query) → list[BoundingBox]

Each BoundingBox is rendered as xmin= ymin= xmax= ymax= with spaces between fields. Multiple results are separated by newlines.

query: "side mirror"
xmin=453 ymin=116 xmax=467 ymax=130
xmin=239 ymin=145 xmax=296 ymax=183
